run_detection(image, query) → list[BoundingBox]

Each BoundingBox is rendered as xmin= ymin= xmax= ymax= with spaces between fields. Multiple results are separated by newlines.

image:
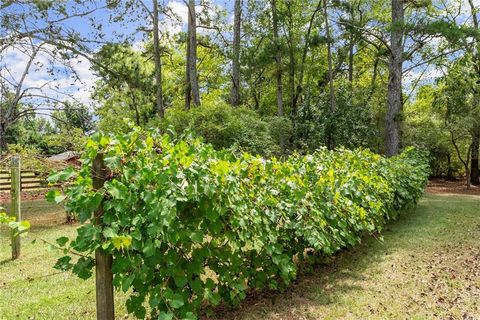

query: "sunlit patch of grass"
xmin=0 ymin=200 xmax=132 ymax=319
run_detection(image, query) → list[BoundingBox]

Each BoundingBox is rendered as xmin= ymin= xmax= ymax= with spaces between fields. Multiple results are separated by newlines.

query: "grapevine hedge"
xmin=49 ymin=127 xmax=429 ymax=319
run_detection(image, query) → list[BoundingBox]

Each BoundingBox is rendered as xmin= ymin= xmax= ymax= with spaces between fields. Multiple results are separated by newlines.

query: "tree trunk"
xmin=92 ymin=153 xmax=115 ymax=320
xmin=464 ymin=144 xmax=472 ymax=190
xmin=471 ymin=125 xmax=480 ymax=185
xmin=348 ymin=38 xmax=354 ymax=83
xmin=271 ymin=0 xmax=285 ymax=152
xmin=231 ymin=0 xmax=242 ymax=107
xmin=0 ymin=123 xmax=8 ymax=155
xmin=286 ymin=1 xmax=296 ymax=113
xmin=466 ymin=162 xmax=472 ymax=190
xmin=385 ymin=0 xmax=404 ymax=157
xmin=130 ymin=93 xmax=141 ymax=126
xmin=366 ymin=56 xmax=380 ymax=104
xmin=292 ymin=0 xmax=322 ymax=114
xmin=271 ymin=0 xmax=283 ymax=118
xmin=347 ymin=3 xmax=358 ymax=85
xmin=446 ymin=153 xmax=453 ymax=180
xmin=468 ymin=0 xmax=479 ymax=185
xmin=152 ymin=0 xmax=164 ymax=118
xmin=323 ymin=0 xmax=336 ymax=150
xmin=185 ymin=32 xmax=191 ymax=110
xmin=187 ymin=0 xmax=200 ymax=107
xmin=288 ymin=33 xmax=295 ymax=115
xmin=451 ymin=131 xmax=472 ymax=190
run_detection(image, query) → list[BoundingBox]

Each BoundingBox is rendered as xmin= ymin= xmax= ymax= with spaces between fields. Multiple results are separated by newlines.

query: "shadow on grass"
xmin=208 ymin=227 xmax=401 ymax=319
xmin=207 ymin=194 xmax=480 ymax=319
xmin=28 ymin=221 xmax=74 ymax=232
xmin=0 ymin=258 xmax=12 ymax=266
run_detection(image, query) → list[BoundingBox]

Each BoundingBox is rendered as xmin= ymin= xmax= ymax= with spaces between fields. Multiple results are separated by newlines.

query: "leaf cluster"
xmin=49 ymin=127 xmax=429 ymax=319
xmin=0 ymin=208 xmax=30 ymax=237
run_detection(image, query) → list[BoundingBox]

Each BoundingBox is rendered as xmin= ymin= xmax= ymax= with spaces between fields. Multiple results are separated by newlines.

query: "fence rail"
xmin=2 ymin=156 xmax=66 ymax=261
xmin=0 ymin=170 xmax=59 ymax=192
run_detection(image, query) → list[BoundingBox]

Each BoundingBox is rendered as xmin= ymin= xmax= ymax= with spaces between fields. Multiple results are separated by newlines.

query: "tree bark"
xmin=130 ymin=93 xmax=141 ymax=126
xmin=451 ymin=131 xmax=472 ymax=190
xmin=231 ymin=0 xmax=242 ymax=107
xmin=185 ymin=29 xmax=192 ymax=110
xmin=286 ymin=1 xmax=296 ymax=113
xmin=471 ymin=125 xmax=480 ymax=185
xmin=323 ymin=0 xmax=336 ymax=150
xmin=386 ymin=0 xmax=404 ymax=157
xmin=187 ymin=0 xmax=200 ymax=107
xmin=446 ymin=153 xmax=453 ymax=180
xmin=152 ymin=0 xmax=164 ymax=118
xmin=10 ymin=156 xmax=21 ymax=260
xmin=468 ymin=0 xmax=479 ymax=185
xmin=271 ymin=0 xmax=283 ymax=118
xmin=292 ymin=0 xmax=322 ymax=114
xmin=0 ymin=123 xmax=8 ymax=154
xmin=348 ymin=38 xmax=354 ymax=83
xmin=92 ymin=153 xmax=115 ymax=320
xmin=271 ymin=0 xmax=285 ymax=152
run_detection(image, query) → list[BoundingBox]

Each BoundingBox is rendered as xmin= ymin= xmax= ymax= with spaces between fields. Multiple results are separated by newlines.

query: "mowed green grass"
xmin=215 ymin=194 xmax=480 ymax=320
xmin=0 ymin=201 xmax=132 ymax=320
xmin=1 ymin=194 xmax=479 ymax=320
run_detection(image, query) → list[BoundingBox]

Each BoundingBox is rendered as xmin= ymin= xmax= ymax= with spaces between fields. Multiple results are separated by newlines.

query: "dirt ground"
xmin=1 ymin=186 xmax=479 ymax=319
xmin=0 ymin=190 xmax=48 ymax=204
xmin=426 ymin=179 xmax=480 ymax=195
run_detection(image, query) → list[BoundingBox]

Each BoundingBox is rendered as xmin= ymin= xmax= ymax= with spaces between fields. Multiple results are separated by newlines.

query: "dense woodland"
xmin=1 ymin=0 xmax=480 ymax=186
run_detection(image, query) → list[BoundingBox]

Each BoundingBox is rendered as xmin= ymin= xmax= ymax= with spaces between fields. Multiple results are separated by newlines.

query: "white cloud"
xmin=132 ymin=40 xmax=146 ymax=51
xmin=0 ymin=0 xmax=228 ymax=116
xmin=163 ymin=0 xmax=188 ymax=35
xmin=168 ymin=0 xmax=189 ymax=23
xmin=1 ymin=42 xmax=97 ymax=109
xmin=162 ymin=0 xmax=226 ymax=36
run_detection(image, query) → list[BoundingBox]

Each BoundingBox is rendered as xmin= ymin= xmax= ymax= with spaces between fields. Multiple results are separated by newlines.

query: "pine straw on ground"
xmin=426 ymin=179 xmax=480 ymax=195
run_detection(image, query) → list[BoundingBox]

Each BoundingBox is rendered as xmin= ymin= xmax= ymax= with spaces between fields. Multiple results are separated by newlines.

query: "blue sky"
xmin=1 ymin=0 xmax=235 ymax=108
xmin=57 ymin=0 xmax=235 ymax=48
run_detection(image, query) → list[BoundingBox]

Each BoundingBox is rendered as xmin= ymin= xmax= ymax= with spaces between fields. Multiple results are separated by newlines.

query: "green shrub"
xmin=49 ymin=127 xmax=429 ymax=319
xmin=158 ymin=104 xmax=282 ymax=156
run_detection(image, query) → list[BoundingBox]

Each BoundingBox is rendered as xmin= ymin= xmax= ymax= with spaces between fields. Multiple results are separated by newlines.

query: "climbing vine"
xmin=49 ymin=127 xmax=429 ymax=319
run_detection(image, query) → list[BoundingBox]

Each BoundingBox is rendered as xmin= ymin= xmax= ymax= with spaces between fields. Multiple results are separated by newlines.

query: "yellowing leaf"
xmin=111 ymin=235 xmax=132 ymax=250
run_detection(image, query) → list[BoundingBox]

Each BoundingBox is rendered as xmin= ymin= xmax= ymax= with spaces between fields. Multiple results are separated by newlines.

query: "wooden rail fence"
xmin=0 ymin=170 xmax=60 ymax=192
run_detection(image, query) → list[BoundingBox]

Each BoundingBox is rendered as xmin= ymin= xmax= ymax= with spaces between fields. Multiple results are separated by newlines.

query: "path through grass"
xmin=1 ymin=194 xmax=479 ymax=319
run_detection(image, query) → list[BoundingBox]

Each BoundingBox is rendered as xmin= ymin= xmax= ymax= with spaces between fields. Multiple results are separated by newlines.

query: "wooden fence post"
xmin=92 ymin=153 xmax=115 ymax=320
xmin=10 ymin=155 xmax=21 ymax=260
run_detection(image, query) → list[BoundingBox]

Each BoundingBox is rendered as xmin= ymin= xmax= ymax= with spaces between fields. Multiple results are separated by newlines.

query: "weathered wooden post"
xmin=92 ymin=153 xmax=115 ymax=319
xmin=10 ymin=155 xmax=21 ymax=260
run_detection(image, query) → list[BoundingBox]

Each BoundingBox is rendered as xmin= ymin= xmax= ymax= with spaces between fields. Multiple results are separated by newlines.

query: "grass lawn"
xmin=1 ymin=194 xmax=479 ymax=319
xmin=215 ymin=194 xmax=480 ymax=320
xmin=0 ymin=201 xmax=131 ymax=320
